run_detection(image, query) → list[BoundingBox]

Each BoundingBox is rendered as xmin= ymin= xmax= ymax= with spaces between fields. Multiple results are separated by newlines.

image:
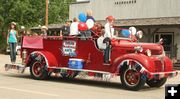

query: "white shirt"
xmin=97 ymin=36 xmax=106 ymax=49
xmin=104 ymin=23 xmax=115 ymax=38
xmin=70 ymin=22 xmax=79 ymax=35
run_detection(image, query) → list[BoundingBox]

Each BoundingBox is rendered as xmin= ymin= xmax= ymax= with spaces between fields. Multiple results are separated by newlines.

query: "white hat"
xmin=41 ymin=26 xmax=48 ymax=30
xmin=21 ymin=26 xmax=25 ymax=29
xmin=11 ymin=22 xmax=16 ymax=26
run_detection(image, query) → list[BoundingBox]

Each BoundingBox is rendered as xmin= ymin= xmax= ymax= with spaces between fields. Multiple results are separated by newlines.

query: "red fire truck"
xmin=5 ymin=27 xmax=178 ymax=91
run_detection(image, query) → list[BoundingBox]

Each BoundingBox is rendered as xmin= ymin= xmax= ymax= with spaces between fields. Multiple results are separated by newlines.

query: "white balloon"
xmin=129 ymin=27 xmax=137 ymax=35
xmin=86 ymin=19 xmax=94 ymax=29
xmin=137 ymin=30 xmax=143 ymax=38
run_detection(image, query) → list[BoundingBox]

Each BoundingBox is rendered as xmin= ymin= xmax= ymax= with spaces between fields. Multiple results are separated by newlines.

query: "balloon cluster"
xmin=78 ymin=12 xmax=95 ymax=31
xmin=121 ymin=27 xmax=143 ymax=39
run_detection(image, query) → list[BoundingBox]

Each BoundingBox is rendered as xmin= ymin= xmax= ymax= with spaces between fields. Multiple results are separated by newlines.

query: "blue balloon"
xmin=121 ymin=30 xmax=130 ymax=37
xmin=78 ymin=13 xmax=87 ymax=22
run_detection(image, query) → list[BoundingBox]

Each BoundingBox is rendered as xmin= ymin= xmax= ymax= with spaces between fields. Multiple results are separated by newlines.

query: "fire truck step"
xmin=48 ymin=67 xmax=116 ymax=81
xmin=4 ymin=64 xmax=26 ymax=73
xmin=48 ymin=67 xmax=111 ymax=74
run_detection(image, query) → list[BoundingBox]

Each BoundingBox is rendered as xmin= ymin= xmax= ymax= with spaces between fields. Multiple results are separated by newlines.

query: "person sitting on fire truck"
xmin=97 ymin=29 xmax=106 ymax=50
xmin=41 ymin=26 xmax=48 ymax=37
xmin=86 ymin=10 xmax=95 ymax=22
xmin=103 ymin=16 xmax=115 ymax=64
xmin=85 ymin=10 xmax=95 ymax=38
xmin=70 ymin=17 xmax=79 ymax=36
xmin=60 ymin=20 xmax=72 ymax=36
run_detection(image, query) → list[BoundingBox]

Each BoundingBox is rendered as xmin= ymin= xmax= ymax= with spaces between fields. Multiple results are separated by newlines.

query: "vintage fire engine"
xmin=5 ymin=27 xmax=178 ymax=91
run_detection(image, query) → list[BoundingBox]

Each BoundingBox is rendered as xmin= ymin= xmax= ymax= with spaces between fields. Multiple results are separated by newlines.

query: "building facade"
xmin=70 ymin=0 xmax=180 ymax=20
xmin=70 ymin=0 xmax=180 ymax=61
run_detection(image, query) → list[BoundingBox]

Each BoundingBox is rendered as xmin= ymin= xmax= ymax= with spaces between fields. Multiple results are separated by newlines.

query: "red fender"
xmin=163 ymin=56 xmax=173 ymax=71
xmin=26 ymin=51 xmax=58 ymax=67
xmin=111 ymin=53 xmax=155 ymax=74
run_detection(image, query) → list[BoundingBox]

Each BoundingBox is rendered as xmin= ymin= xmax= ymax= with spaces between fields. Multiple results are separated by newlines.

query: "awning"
xmin=98 ymin=17 xmax=180 ymax=28
xmin=31 ymin=23 xmax=63 ymax=31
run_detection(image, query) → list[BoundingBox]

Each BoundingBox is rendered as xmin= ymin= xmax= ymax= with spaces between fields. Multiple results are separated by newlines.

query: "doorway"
xmin=154 ymin=32 xmax=174 ymax=57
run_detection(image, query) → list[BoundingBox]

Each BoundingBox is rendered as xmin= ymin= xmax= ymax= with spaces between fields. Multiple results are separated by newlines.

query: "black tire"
xmin=30 ymin=58 xmax=49 ymax=80
xmin=120 ymin=65 xmax=146 ymax=91
xmin=146 ymin=78 xmax=167 ymax=88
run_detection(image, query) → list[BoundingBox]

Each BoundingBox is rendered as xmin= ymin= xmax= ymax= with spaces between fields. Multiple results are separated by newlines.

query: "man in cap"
xmin=20 ymin=26 xmax=26 ymax=36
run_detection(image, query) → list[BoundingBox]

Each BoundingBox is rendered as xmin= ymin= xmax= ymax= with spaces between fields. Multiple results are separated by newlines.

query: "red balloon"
xmin=78 ymin=22 xmax=88 ymax=31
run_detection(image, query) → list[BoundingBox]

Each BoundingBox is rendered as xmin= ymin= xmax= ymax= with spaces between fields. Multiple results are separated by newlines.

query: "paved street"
xmin=0 ymin=54 xmax=179 ymax=99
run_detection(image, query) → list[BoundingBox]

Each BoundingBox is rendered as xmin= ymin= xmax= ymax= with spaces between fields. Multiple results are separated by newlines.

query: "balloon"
xmin=78 ymin=13 xmax=87 ymax=22
xmin=129 ymin=27 xmax=137 ymax=35
xmin=136 ymin=31 xmax=143 ymax=39
xmin=78 ymin=22 xmax=88 ymax=31
xmin=121 ymin=29 xmax=130 ymax=37
xmin=86 ymin=19 xmax=94 ymax=29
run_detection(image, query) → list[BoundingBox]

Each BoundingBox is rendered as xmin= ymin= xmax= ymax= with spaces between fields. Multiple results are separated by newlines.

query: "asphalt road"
xmin=0 ymin=54 xmax=180 ymax=99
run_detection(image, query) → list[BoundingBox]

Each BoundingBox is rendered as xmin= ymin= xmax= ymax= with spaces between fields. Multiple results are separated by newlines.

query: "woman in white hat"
xmin=7 ymin=22 xmax=18 ymax=64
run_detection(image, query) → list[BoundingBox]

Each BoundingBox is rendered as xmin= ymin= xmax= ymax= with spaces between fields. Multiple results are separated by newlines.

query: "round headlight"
xmin=146 ymin=49 xmax=151 ymax=57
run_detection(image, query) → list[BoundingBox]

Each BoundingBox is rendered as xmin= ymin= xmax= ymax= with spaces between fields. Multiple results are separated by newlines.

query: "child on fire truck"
xmin=97 ymin=16 xmax=116 ymax=64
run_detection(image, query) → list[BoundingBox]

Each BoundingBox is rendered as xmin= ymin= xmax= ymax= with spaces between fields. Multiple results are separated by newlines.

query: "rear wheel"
xmin=30 ymin=54 xmax=49 ymax=80
xmin=146 ymin=78 xmax=167 ymax=87
xmin=120 ymin=61 xmax=146 ymax=91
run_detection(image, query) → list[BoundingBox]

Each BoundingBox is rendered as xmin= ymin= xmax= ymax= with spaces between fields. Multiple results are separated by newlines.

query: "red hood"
xmin=112 ymin=40 xmax=163 ymax=55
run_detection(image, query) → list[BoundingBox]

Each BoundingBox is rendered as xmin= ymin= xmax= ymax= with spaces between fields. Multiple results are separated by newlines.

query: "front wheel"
xmin=120 ymin=65 xmax=146 ymax=91
xmin=146 ymin=78 xmax=167 ymax=88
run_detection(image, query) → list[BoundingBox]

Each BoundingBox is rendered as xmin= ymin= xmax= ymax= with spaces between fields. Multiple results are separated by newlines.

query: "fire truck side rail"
xmin=48 ymin=67 xmax=113 ymax=74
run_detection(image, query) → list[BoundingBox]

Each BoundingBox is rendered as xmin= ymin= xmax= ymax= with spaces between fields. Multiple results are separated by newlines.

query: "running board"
xmin=48 ymin=67 xmax=111 ymax=74
xmin=48 ymin=67 xmax=117 ymax=81
xmin=4 ymin=64 xmax=26 ymax=73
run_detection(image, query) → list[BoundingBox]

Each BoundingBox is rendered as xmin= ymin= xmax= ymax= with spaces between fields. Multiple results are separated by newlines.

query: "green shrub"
xmin=0 ymin=34 xmax=6 ymax=54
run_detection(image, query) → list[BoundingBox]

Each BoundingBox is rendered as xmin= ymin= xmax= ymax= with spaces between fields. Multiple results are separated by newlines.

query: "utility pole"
xmin=45 ymin=0 xmax=48 ymax=27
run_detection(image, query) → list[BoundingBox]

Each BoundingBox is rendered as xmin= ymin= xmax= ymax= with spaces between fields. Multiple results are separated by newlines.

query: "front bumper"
xmin=144 ymin=70 xmax=178 ymax=79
